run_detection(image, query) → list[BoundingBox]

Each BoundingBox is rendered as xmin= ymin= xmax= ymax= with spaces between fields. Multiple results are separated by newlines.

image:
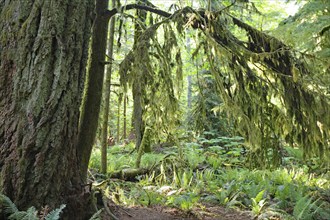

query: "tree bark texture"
xmin=0 ymin=0 xmax=94 ymax=217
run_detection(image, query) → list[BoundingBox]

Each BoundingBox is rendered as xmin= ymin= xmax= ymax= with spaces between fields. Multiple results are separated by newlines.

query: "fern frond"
xmin=25 ymin=206 xmax=38 ymax=220
xmin=8 ymin=207 xmax=38 ymax=220
xmin=45 ymin=204 xmax=66 ymax=220
xmin=0 ymin=194 xmax=19 ymax=215
xmin=293 ymin=196 xmax=322 ymax=220
xmin=8 ymin=211 xmax=30 ymax=220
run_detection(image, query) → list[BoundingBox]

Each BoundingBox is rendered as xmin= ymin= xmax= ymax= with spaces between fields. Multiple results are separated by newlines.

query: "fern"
xmin=0 ymin=194 xmax=19 ymax=215
xmin=9 ymin=207 xmax=38 ymax=220
xmin=293 ymin=196 xmax=319 ymax=220
xmin=0 ymin=193 xmax=66 ymax=220
xmin=45 ymin=204 xmax=66 ymax=220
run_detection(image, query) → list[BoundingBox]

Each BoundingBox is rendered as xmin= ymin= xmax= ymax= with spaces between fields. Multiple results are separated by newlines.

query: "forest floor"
xmin=104 ymin=201 xmax=252 ymax=220
xmin=90 ymin=143 xmax=330 ymax=220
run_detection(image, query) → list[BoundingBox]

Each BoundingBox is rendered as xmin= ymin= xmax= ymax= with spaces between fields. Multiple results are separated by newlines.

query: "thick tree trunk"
xmin=0 ymin=0 xmax=94 ymax=218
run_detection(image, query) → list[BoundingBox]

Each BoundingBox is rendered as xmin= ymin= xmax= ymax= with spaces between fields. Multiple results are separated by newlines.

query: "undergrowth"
xmin=89 ymin=136 xmax=330 ymax=219
xmin=0 ymin=194 xmax=66 ymax=220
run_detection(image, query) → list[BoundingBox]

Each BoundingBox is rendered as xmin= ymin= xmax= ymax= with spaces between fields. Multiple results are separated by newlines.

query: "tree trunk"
xmin=77 ymin=0 xmax=110 ymax=180
xmin=116 ymin=93 xmax=122 ymax=143
xmin=101 ymin=0 xmax=116 ymax=175
xmin=0 ymin=0 xmax=94 ymax=218
xmin=136 ymin=127 xmax=152 ymax=168
xmin=123 ymin=94 xmax=127 ymax=140
xmin=186 ymin=35 xmax=192 ymax=110
xmin=132 ymin=0 xmax=147 ymax=150
xmin=187 ymin=75 xmax=192 ymax=109
xmin=132 ymin=80 xmax=144 ymax=150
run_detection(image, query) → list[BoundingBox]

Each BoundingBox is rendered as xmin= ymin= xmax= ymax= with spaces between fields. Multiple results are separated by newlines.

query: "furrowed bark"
xmin=0 ymin=0 xmax=94 ymax=218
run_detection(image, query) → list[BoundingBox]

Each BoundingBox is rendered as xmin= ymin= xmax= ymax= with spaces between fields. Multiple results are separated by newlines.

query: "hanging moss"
xmin=118 ymin=5 xmax=329 ymax=167
xmin=197 ymin=10 xmax=330 ymax=165
xmin=119 ymin=16 xmax=184 ymax=146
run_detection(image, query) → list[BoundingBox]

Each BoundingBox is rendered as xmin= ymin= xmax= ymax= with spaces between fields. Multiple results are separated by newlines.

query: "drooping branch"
xmin=104 ymin=3 xmax=172 ymax=20
xmin=199 ymin=11 xmax=330 ymax=162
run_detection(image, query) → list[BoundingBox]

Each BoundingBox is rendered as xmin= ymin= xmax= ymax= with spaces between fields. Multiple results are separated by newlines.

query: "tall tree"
xmin=116 ymin=92 xmax=123 ymax=143
xmin=101 ymin=0 xmax=117 ymax=175
xmin=131 ymin=0 xmax=148 ymax=150
xmin=77 ymin=0 xmax=110 ymax=180
xmin=0 ymin=0 xmax=94 ymax=217
xmin=123 ymin=93 xmax=128 ymax=140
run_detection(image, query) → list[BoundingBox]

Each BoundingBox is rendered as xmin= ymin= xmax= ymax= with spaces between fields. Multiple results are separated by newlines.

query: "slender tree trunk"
xmin=0 ymin=0 xmax=94 ymax=218
xmin=186 ymin=34 xmax=192 ymax=110
xmin=77 ymin=0 xmax=110 ymax=180
xmin=117 ymin=93 xmax=122 ymax=143
xmin=187 ymin=75 xmax=192 ymax=109
xmin=101 ymin=0 xmax=116 ymax=175
xmin=123 ymin=94 xmax=127 ymax=140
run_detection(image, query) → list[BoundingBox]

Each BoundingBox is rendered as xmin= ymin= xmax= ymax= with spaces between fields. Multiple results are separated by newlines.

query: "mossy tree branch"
xmin=104 ymin=3 xmax=171 ymax=20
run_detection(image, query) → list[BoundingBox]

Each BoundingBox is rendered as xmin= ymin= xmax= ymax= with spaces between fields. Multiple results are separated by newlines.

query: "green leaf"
xmin=0 ymin=194 xmax=19 ymax=215
xmin=9 ymin=207 xmax=38 ymax=220
xmin=255 ymin=190 xmax=265 ymax=203
xmin=45 ymin=204 xmax=66 ymax=220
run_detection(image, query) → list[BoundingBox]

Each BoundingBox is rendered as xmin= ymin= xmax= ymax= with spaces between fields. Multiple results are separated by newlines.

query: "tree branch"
xmin=104 ymin=3 xmax=172 ymax=20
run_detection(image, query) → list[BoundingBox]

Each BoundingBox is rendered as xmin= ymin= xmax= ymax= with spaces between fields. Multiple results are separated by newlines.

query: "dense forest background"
xmin=0 ymin=0 xmax=329 ymax=219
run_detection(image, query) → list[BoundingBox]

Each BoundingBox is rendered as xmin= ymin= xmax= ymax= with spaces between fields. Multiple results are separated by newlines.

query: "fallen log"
xmin=109 ymin=168 xmax=149 ymax=181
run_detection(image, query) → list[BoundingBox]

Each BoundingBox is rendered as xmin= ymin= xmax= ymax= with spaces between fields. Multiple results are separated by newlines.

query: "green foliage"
xmin=167 ymin=193 xmax=200 ymax=211
xmin=292 ymin=196 xmax=328 ymax=220
xmin=193 ymin=1 xmax=329 ymax=164
xmin=8 ymin=207 xmax=38 ymax=220
xmin=251 ymin=190 xmax=267 ymax=217
xmin=99 ymin=0 xmax=329 ymax=177
xmin=44 ymin=204 xmax=66 ymax=220
xmin=89 ymin=134 xmax=330 ymax=219
xmin=90 ymin=1 xmax=330 ymax=219
xmin=0 ymin=194 xmax=66 ymax=220
xmin=274 ymin=1 xmax=329 ymax=53
xmin=89 ymin=144 xmax=138 ymax=173
xmin=187 ymin=71 xmax=233 ymax=136
xmin=0 ymin=194 xmax=19 ymax=216
xmin=119 ymin=17 xmax=184 ymax=146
